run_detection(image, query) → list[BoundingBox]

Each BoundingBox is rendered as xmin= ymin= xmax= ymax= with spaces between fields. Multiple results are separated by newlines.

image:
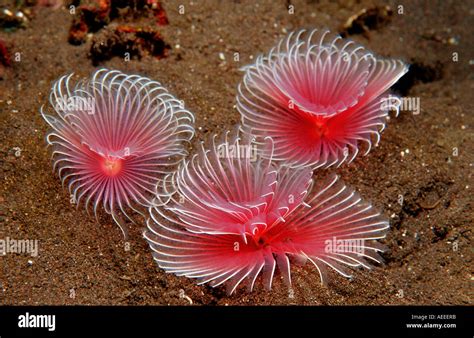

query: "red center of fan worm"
xmin=291 ymin=104 xmax=333 ymax=141
xmin=245 ymin=222 xmax=289 ymax=250
xmin=251 ymin=229 xmax=267 ymax=247
xmin=312 ymin=117 xmax=329 ymax=138
xmin=100 ymin=157 xmax=123 ymax=177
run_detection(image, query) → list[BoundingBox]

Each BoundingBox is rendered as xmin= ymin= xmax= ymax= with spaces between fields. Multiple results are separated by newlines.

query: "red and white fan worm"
xmin=41 ymin=69 xmax=195 ymax=236
xmin=145 ymin=131 xmax=389 ymax=294
xmin=237 ymin=29 xmax=408 ymax=169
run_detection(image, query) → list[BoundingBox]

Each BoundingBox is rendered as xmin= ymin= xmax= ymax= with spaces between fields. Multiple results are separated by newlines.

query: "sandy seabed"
xmin=0 ymin=0 xmax=472 ymax=305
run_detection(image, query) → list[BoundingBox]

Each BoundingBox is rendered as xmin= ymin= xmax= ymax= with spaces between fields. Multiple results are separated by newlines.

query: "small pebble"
xmin=447 ymin=37 xmax=459 ymax=45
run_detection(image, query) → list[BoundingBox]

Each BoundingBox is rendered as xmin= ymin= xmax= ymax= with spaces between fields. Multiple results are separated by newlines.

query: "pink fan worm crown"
xmin=41 ymin=69 xmax=195 ymax=235
xmin=145 ymin=131 xmax=389 ymax=294
xmin=237 ymin=28 xmax=409 ymax=169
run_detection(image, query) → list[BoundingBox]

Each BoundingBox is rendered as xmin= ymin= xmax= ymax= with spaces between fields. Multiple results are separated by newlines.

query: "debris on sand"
xmin=68 ymin=0 xmax=168 ymax=45
xmin=340 ymin=5 xmax=393 ymax=38
xmin=89 ymin=24 xmax=170 ymax=65
xmin=0 ymin=38 xmax=12 ymax=79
